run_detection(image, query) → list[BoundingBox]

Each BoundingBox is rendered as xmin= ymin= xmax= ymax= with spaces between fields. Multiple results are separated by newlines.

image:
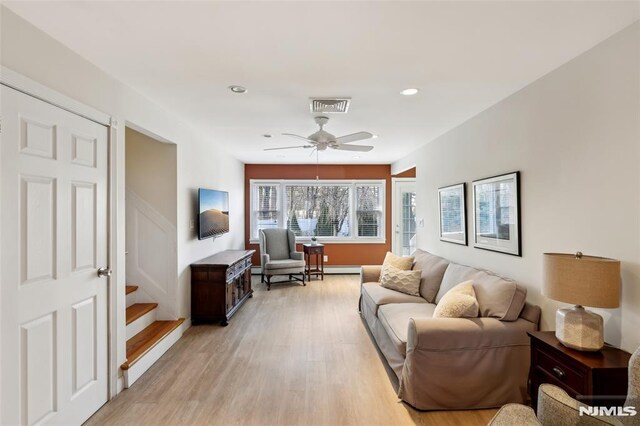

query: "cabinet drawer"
xmin=536 ymin=348 xmax=585 ymax=392
xmin=306 ymin=247 xmax=323 ymax=255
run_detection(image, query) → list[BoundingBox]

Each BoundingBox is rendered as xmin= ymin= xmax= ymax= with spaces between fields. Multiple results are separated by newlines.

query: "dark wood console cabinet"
xmin=191 ymin=249 xmax=255 ymax=326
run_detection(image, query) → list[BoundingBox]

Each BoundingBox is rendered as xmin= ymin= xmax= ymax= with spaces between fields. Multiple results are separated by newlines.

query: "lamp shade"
xmin=543 ymin=253 xmax=620 ymax=308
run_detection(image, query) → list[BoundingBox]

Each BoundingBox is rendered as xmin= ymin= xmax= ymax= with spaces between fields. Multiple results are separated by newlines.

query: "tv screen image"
xmin=198 ymin=188 xmax=229 ymax=239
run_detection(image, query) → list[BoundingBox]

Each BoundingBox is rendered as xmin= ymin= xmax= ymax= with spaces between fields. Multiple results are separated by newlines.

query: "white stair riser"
xmin=126 ymin=308 xmax=157 ymax=340
xmin=126 ymin=291 xmax=137 ymax=308
xmin=123 ymin=320 xmax=189 ymax=388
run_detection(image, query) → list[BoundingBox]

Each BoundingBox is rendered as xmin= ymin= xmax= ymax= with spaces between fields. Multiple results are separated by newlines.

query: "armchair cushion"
xmin=290 ymin=252 xmax=303 ymax=261
xmin=260 ymin=229 xmax=290 ymax=260
xmin=263 ymin=259 xmax=305 ymax=271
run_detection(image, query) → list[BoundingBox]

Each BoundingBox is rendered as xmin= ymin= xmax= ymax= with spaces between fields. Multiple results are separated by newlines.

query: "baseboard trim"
xmin=251 ymin=266 xmax=360 ymax=275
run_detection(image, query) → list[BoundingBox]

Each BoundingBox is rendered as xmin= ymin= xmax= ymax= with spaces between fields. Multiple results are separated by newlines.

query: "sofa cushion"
xmin=380 ymin=265 xmax=422 ymax=296
xmin=474 ymin=277 xmax=527 ymax=321
xmin=436 ymin=263 xmax=527 ymax=321
xmin=436 ymin=263 xmax=478 ymax=303
xmin=378 ymin=303 xmax=436 ymax=355
xmin=361 ymin=282 xmax=427 ymax=316
xmin=433 ymin=280 xmax=479 ymax=318
xmin=412 ymin=249 xmax=450 ymax=303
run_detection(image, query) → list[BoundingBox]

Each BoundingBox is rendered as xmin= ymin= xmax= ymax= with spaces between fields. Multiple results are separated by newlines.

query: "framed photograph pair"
xmin=438 ymin=171 xmax=520 ymax=256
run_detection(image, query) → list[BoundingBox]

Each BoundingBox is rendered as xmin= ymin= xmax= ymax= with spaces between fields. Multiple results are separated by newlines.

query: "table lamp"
xmin=543 ymin=252 xmax=620 ymax=351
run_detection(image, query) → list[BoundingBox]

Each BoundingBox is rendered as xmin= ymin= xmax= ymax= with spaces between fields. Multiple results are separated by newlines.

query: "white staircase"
xmin=121 ymin=285 xmax=187 ymax=388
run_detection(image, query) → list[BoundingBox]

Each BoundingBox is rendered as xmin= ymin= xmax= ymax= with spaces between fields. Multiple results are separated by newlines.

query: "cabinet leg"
xmin=221 ymin=319 xmax=228 ymax=327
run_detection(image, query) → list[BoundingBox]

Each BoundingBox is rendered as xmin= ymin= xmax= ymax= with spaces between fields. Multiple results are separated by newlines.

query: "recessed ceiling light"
xmin=400 ymin=88 xmax=419 ymax=96
xmin=263 ymin=134 xmax=272 ymax=138
xmin=353 ymin=156 xmax=361 ymax=159
xmin=229 ymin=85 xmax=247 ymax=94
xmin=372 ymin=134 xmax=378 ymax=139
xmin=276 ymin=155 xmax=286 ymax=158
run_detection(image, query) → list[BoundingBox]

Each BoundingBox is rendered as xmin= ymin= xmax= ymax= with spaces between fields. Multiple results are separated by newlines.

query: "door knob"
xmin=97 ymin=267 xmax=112 ymax=278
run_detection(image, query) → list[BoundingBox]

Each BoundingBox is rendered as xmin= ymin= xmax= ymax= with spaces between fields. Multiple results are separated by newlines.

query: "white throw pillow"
xmin=433 ymin=280 xmax=479 ymax=318
xmin=379 ymin=264 xmax=422 ymax=297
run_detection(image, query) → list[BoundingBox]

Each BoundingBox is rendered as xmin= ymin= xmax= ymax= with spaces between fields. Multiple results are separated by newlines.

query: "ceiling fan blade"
xmin=332 ymin=144 xmax=374 ymax=152
xmin=264 ymin=145 xmax=312 ymax=151
xmin=282 ymin=133 xmax=316 ymax=143
xmin=334 ymin=131 xmax=374 ymax=144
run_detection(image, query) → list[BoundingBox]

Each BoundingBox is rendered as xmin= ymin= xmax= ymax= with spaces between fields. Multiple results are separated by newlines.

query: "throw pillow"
xmin=379 ymin=265 xmax=422 ymax=297
xmin=379 ymin=252 xmax=414 ymax=283
xmin=433 ymin=280 xmax=479 ymax=318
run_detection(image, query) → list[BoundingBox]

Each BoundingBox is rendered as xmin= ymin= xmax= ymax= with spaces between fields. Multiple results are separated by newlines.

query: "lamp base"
xmin=555 ymin=305 xmax=604 ymax=352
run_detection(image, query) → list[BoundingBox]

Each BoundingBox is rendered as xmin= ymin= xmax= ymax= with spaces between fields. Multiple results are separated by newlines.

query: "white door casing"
xmin=1 ymin=86 xmax=109 ymax=425
xmin=392 ymin=178 xmax=417 ymax=256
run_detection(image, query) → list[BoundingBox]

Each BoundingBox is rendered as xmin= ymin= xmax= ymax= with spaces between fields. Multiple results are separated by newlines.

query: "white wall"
xmin=395 ymin=23 xmax=640 ymax=353
xmin=125 ymin=128 xmax=177 ymax=225
xmin=396 ymin=23 xmax=640 ymax=351
xmin=1 ymin=7 xmax=245 ymax=391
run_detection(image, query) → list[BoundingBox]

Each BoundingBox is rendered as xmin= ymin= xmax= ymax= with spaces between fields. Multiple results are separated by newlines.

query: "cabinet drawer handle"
xmin=552 ymin=367 xmax=565 ymax=380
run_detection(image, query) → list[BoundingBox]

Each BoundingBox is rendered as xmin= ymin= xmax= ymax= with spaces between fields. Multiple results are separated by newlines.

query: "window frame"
xmin=250 ymin=179 xmax=386 ymax=244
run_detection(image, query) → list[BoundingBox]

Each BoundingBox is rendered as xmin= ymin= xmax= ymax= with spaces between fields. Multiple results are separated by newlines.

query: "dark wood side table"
xmin=303 ymin=243 xmax=324 ymax=281
xmin=528 ymin=331 xmax=630 ymax=411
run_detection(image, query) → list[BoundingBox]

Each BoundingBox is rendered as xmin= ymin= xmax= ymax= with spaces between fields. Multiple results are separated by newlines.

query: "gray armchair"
xmin=259 ymin=229 xmax=306 ymax=291
xmin=489 ymin=346 xmax=640 ymax=426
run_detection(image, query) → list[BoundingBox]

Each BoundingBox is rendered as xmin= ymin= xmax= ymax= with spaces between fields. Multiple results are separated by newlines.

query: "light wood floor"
xmin=87 ymin=275 xmax=497 ymax=426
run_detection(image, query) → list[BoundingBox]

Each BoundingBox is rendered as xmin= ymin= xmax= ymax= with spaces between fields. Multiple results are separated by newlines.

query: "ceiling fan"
xmin=265 ymin=116 xmax=375 ymax=153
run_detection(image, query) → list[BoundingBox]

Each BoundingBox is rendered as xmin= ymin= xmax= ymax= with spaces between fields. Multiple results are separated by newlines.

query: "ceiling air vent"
xmin=310 ymin=98 xmax=351 ymax=114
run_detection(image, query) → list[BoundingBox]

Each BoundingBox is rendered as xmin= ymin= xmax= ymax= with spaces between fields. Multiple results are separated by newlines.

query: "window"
xmin=254 ymin=184 xmax=279 ymax=234
xmin=251 ymin=179 xmax=385 ymax=243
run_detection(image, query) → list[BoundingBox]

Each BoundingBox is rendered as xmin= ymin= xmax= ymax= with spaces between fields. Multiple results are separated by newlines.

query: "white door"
xmin=1 ymin=86 xmax=109 ymax=425
xmin=393 ymin=179 xmax=417 ymax=256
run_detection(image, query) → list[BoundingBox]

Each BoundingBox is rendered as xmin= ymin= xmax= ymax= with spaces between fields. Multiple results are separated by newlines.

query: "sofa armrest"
xmin=290 ymin=252 xmax=303 ymax=261
xmin=360 ymin=265 xmax=382 ymax=284
xmin=407 ymin=317 xmax=536 ymax=352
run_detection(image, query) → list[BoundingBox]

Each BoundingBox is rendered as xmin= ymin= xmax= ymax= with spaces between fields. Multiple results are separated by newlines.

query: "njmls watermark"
xmin=578 ymin=406 xmax=637 ymax=417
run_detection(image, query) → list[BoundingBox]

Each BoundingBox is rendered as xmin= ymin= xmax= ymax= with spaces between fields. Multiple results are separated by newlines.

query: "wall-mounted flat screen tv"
xmin=198 ymin=188 xmax=230 ymax=240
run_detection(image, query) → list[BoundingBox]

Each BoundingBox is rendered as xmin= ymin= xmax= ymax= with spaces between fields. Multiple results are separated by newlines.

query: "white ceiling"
xmin=5 ymin=1 xmax=639 ymax=165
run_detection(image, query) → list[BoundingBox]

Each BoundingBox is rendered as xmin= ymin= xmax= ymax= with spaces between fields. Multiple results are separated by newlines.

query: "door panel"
xmin=1 ymin=85 xmax=109 ymax=425
xmin=393 ymin=180 xmax=417 ymax=256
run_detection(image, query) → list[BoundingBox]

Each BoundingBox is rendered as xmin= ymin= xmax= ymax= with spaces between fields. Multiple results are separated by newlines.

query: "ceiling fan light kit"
xmin=266 ymin=115 xmax=375 ymax=153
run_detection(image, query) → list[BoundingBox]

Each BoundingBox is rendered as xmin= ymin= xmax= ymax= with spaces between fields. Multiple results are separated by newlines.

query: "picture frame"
xmin=438 ymin=183 xmax=467 ymax=245
xmin=472 ymin=171 xmax=521 ymax=256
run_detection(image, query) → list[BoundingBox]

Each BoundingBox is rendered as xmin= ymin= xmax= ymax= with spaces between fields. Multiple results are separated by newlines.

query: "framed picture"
xmin=472 ymin=171 xmax=521 ymax=256
xmin=438 ymin=183 xmax=467 ymax=245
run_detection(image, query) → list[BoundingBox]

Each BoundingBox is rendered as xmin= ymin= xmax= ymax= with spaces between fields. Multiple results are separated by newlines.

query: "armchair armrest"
xmin=407 ymin=317 xmax=535 ymax=352
xmin=488 ymin=404 xmax=540 ymax=426
xmin=537 ymin=384 xmax=620 ymax=426
xmin=261 ymin=253 xmax=270 ymax=268
xmin=360 ymin=265 xmax=382 ymax=284
xmin=290 ymin=252 xmax=303 ymax=261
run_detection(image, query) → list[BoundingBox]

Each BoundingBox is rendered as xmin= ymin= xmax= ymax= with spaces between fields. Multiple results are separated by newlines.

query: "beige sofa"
xmin=360 ymin=249 xmax=541 ymax=410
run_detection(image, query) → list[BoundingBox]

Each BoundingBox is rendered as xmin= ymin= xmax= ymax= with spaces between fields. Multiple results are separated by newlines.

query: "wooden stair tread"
xmin=126 ymin=303 xmax=158 ymax=325
xmin=121 ymin=319 xmax=185 ymax=370
xmin=125 ymin=285 xmax=138 ymax=295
